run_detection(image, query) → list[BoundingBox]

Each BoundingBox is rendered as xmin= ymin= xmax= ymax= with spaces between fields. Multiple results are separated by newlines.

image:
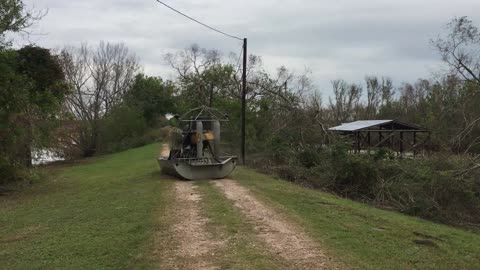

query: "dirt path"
xmin=214 ymin=179 xmax=338 ymax=270
xmin=159 ymin=143 xmax=170 ymax=157
xmin=162 ymin=181 xmax=221 ymax=270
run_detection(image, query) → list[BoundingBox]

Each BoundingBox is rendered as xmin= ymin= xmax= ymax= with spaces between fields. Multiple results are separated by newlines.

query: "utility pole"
xmin=241 ymin=38 xmax=247 ymax=165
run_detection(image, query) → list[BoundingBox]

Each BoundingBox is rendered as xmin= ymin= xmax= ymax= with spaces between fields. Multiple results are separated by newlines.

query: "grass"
xmin=197 ymin=180 xmax=286 ymax=270
xmin=232 ymin=167 xmax=480 ymax=270
xmin=2 ymin=143 xmax=480 ymax=269
xmin=0 ymin=143 xmax=172 ymax=270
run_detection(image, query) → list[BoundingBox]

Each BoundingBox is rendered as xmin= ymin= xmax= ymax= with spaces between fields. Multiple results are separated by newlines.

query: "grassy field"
xmin=232 ymin=168 xmax=480 ymax=270
xmin=0 ymin=143 xmax=171 ymax=269
xmin=1 ymin=143 xmax=480 ymax=269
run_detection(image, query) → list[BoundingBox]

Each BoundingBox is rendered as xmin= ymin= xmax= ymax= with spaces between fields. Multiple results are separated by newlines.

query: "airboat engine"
xmin=157 ymin=106 xmax=237 ymax=180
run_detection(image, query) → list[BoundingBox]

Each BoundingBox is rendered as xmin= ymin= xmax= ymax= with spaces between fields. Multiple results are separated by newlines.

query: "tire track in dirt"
xmin=162 ymin=181 xmax=221 ymax=270
xmin=213 ymin=179 xmax=339 ymax=270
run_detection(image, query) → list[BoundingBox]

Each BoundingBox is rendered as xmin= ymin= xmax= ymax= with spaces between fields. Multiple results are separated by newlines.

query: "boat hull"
xmin=158 ymin=157 xmax=237 ymax=180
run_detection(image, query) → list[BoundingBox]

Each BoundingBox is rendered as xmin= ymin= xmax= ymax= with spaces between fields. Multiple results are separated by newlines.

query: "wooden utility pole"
xmin=241 ymin=38 xmax=247 ymax=165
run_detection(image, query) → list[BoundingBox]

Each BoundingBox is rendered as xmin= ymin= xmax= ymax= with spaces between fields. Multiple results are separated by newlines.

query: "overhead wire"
xmin=154 ymin=0 xmax=243 ymax=41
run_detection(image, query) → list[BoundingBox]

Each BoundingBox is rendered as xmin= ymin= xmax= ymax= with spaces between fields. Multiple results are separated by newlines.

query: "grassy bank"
xmin=232 ymin=167 xmax=480 ymax=270
xmin=0 ymin=143 xmax=171 ymax=269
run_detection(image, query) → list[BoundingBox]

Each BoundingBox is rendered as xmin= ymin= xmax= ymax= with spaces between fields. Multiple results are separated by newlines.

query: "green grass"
xmin=197 ymin=180 xmax=286 ymax=270
xmin=232 ymin=167 xmax=480 ymax=270
xmin=0 ymin=143 xmax=172 ymax=270
xmin=3 ymin=143 xmax=480 ymax=269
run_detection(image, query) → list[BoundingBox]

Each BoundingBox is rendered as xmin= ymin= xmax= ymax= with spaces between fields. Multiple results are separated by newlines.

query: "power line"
xmin=154 ymin=0 xmax=243 ymax=41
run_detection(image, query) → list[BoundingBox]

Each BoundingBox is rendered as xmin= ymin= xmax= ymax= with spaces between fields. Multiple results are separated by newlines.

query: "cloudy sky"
xmin=19 ymin=0 xmax=480 ymax=95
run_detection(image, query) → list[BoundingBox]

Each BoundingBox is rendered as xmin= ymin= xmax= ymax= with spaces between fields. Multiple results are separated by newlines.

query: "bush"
xmin=0 ymin=156 xmax=42 ymax=187
xmin=0 ymin=157 xmax=19 ymax=185
xmin=98 ymin=106 xmax=148 ymax=153
xmin=249 ymin=144 xmax=480 ymax=228
xmin=385 ymin=158 xmax=480 ymax=225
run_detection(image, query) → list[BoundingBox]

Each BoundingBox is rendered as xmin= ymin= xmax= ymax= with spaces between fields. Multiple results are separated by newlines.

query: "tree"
xmin=0 ymin=46 xmax=66 ymax=171
xmin=165 ymin=44 xmax=319 ymax=153
xmin=16 ymin=46 xmax=68 ymax=166
xmin=0 ymin=0 xmax=42 ymax=47
xmin=329 ymin=80 xmax=362 ymax=122
xmin=433 ymin=16 xmax=480 ymax=87
xmin=365 ymin=76 xmax=382 ymax=119
xmin=60 ymin=42 xmax=139 ymax=157
xmin=17 ymin=46 xmax=67 ymax=106
xmin=124 ymin=74 xmax=176 ymax=125
xmin=433 ymin=17 xmax=480 ymax=153
xmin=165 ymin=44 xmax=241 ymax=108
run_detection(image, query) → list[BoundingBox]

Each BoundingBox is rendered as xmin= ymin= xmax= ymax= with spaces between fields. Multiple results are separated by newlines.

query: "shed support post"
xmin=367 ymin=131 xmax=371 ymax=154
xmin=391 ymin=126 xmax=395 ymax=152
xmin=400 ymin=131 xmax=404 ymax=156
xmin=413 ymin=131 xmax=417 ymax=158
xmin=426 ymin=132 xmax=431 ymax=156
xmin=378 ymin=131 xmax=383 ymax=148
xmin=356 ymin=132 xmax=361 ymax=153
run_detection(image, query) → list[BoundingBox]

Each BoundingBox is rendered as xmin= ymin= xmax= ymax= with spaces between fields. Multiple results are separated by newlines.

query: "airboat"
xmin=158 ymin=106 xmax=237 ymax=180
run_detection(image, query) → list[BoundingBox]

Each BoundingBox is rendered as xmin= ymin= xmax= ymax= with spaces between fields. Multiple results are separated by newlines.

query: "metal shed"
xmin=329 ymin=120 xmax=430 ymax=156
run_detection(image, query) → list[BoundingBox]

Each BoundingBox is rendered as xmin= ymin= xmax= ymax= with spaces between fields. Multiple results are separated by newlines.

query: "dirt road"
xmin=213 ymin=179 xmax=337 ymax=269
xmin=158 ymin=177 xmax=338 ymax=269
xmin=158 ymin=181 xmax=221 ymax=270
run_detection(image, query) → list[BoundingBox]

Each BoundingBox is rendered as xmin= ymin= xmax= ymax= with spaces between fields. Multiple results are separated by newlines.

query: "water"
xmin=32 ymin=149 xmax=65 ymax=165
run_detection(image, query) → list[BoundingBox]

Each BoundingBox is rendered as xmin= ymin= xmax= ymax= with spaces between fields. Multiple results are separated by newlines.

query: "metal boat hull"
xmin=158 ymin=157 xmax=237 ymax=180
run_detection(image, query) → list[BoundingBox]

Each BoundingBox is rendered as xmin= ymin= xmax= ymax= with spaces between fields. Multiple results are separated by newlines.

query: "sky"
xmin=18 ymin=0 xmax=480 ymax=96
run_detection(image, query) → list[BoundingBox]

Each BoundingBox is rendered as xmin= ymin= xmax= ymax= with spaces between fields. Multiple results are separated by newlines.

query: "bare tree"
xmin=433 ymin=17 xmax=480 ymax=153
xmin=165 ymin=44 xmax=229 ymax=105
xmin=433 ymin=16 xmax=480 ymax=87
xmin=365 ymin=76 xmax=382 ymax=119
xmin=380 ymin=77 xmax=394 ymax=106
xmin=59 ymin=42 xmax=138 ymax=156
xmin=329 ymin=80 xmax=363 ymax=122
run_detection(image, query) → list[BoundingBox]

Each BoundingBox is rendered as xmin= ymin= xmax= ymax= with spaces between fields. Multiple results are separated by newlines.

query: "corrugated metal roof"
xmin=329 ymin=120 xmax=394 ymax=132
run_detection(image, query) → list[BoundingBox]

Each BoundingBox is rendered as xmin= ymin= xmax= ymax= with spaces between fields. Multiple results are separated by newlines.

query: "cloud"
xmin=20 ymin=0 xmax=480 ymax=95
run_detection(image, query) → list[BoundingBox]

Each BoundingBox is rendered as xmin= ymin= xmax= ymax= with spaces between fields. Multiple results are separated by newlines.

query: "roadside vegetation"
xmin=252 ymin=142 xmax=480 ymax=229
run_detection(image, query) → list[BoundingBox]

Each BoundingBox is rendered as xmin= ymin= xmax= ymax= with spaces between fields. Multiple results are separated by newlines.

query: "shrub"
xmin=297 ymin=147 xmax=323 ymax=168
xmin=98 ymin=106 xmax=148 ymax=153
xmin=385 ymin=158 xmax=480 ymax=225
xmin=0 ymin=157 xmax=19 ymax=185
xmin=0 ymin=156 xmax=42 ymax=187
xmin=249 ymin=144 xmax=480 ymax=228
